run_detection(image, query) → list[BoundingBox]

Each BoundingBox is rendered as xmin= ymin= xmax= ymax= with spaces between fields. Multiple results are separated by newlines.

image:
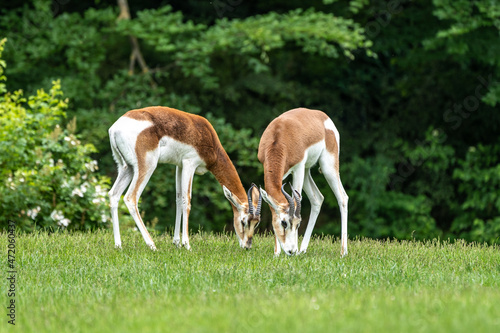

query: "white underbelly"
xmin=158 ymin=137 xmax=208 ymax=174
xmin=304 ymin=140 xmax=325 ymax=168
xmin=283 ymin=140 xmax=325 ymax=178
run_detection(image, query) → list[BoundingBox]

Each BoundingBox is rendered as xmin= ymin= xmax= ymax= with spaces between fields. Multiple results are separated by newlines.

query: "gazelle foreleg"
xmin=173 ymin=165 xmax=182 ymax=247
xmin=123 ymin=152 xmax=159 ymax=250
xmin=299 ymin=168 xmax=324 ymax=254
xmin=180 ymin=160 xmax=196 ymax=250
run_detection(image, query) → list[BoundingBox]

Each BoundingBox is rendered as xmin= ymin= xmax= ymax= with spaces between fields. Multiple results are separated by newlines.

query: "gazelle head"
xmin=223 ymin=183 xmax=262 ymax=249
xmin=260 ymin=184 xmax=302 ymax=255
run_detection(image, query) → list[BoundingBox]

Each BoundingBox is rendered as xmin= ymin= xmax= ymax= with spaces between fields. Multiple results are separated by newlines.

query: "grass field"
xmin=2 ymin=229 xmax=500 ymax=333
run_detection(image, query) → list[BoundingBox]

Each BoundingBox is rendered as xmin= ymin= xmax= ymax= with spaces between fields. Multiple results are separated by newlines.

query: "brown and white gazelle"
xmin=108 ymin=106 xmax=261 ymax=250
xmin=258 ymin=108 xmax=348 ymax=256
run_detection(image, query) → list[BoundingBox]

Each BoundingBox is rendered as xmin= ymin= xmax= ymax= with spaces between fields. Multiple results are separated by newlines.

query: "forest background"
xmin=0 ymin=0 xmax=499 ymax=244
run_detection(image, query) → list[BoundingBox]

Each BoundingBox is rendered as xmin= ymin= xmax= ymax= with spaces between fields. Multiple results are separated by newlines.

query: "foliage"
xmin=338 ymin=153 xmax=439 ymax=240
xmin=115 ymin=5 xmax=374 ymax=88
xmin=6 ymin=231 xmax=500 ymax=332
xmin=425 ymin=0 xmax=500 ymax=106
xmin=0 ymin=39 xmax=110 ymax=230
xmin=0 ymin=0 xmax=498 ymax=241
xmin=452 ymin=143 xmax=500 ymax=244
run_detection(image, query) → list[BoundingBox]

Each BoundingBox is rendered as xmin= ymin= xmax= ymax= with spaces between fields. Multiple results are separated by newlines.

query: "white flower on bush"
xmin=50 ymin=209 xmax=62 ymax=220
xmin=95 ymin=185 xmax=103 ymax=195
xmin=64 ymin=135 xmax=78 ymax=146
xmin=71 ymin=182 xmax=90 ymax=197
xmin=59 ymin=218 xmax=70 ymax=227
xmin=91 ymin=184 xmax=108 ymax=205
xmin=27 ymin=206 xmax=41 ymax=220
xmin=50 ymin=210 xmax=71 ymax=227
xmin=6 ymin=176 xmax=15 ymax=190
xmin=95 ymin=185 xmax=107 ymax=198
xmin=84 ymin=160 xmax=98 ymax=172
xmin=72 ymin=187 xmax=84 ymax=197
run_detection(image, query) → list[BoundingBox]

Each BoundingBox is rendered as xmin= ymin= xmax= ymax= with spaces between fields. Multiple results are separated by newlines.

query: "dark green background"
xmin=1 ymin=0 xmax=499 ymax=243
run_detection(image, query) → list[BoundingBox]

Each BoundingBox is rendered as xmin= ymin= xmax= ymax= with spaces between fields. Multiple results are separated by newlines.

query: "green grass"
xmin=2 ymin=230 xmax=500 ymax=333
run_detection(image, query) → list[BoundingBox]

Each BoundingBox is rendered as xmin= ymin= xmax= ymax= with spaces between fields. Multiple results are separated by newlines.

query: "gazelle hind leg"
xmin=108 ymin=165 xmax=133 ymax=248
xmin=319 ymin=153 xmax=349 ymax=257
xmin=299 ymin=168 xmax=324 ymax=254
xmin=123 ymin=151 xmax=159 ymax=250
xmin=172 ymin=166 xmax=182 ymax=247
xmin=180 ymin=161 xmax=197 ymax=250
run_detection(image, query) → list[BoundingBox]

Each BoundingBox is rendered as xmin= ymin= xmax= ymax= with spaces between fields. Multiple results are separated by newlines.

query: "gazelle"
xmin=258 ymin=108 xmax=348 ymax=256
xmin=108 ymin=106 xmax=262 ymax=250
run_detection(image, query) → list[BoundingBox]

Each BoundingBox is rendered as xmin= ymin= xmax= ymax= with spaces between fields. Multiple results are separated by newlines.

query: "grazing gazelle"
xmin=108 ymin=106 xmax=262 ymax=251
xmin=258 ymin=108 xmax=348 ymax=256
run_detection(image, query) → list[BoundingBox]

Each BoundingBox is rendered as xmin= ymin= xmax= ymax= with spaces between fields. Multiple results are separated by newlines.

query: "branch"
xmin=117 ymin=0 xmax=150 ymax=75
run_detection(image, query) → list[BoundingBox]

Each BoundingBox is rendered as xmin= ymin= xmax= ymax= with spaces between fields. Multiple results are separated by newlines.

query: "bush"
xmin=338 ymin=154 xmax=440 ymax=240
xmin=0 ymin=38 xmax=110 ymax=231
xmin=452 ymin=143 xmax=500 ymax=244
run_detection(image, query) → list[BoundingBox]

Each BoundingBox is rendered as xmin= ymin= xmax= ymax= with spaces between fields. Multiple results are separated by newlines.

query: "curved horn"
xmin=247 ymin=184 xmax=255 ymax=216
xmin=281 ymin=183 xmax=294 ymax=217
xmin=290 ymin=184 xmax=302 ymax=218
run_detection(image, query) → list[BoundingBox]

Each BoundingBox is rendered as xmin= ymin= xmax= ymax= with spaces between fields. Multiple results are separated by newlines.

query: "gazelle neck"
xmin=262 ymin=151 xmax=288 ymax=205
xmin=209 ymin=147 xmax=247 ymax=209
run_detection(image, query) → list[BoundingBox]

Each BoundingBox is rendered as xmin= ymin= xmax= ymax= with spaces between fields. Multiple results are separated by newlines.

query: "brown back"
xmin=258 ymin=108 xmax=333 ymax=201
xmin=125 ymin=106 xmax=248 ymax=205
xmin=125 ymin=106 xmax=221 ymax=167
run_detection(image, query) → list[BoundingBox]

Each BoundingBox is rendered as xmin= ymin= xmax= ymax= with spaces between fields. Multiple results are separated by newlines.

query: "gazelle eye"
xmin=281 ymin=220 xmax=287 ymax=229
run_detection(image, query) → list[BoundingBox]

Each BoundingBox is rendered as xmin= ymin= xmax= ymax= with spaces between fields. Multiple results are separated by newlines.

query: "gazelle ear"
xmin=293 ymin=189 xmax=302 ymax=201
xmin=292 ymin=188 xmax=302 ymax=218
xmin=250 ymin=186 xmax=260 ymax=207
xmin=260 ymin=188 xmax=280 ymax=212
xmin=223 ymin=185 xmax=245 ymax=211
